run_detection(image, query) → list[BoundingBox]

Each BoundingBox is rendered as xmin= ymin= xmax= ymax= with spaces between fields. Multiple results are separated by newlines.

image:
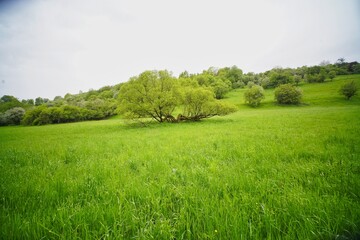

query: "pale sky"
xmin=0 ymin=0 xmax=359 ymax=100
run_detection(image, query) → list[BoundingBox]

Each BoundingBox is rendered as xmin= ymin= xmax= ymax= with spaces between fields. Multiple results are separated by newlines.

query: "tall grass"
xmin=1 ymin=75 xmax=359 ymax=239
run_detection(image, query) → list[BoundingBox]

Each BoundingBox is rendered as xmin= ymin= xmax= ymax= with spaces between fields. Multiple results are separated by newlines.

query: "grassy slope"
xmin=0 ymin=75 xmax=359 ymax=239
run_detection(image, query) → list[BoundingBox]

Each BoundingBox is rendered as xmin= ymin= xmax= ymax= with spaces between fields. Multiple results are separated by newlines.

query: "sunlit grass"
xmin=0 ymin=75 xmax=359 ymax=239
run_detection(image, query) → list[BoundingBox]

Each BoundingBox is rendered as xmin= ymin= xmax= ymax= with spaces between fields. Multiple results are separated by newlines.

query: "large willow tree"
xmin=118 ymin=70 xmax=179 ymax=122
xmin=118 ymin=70 xmax=236 ymax=123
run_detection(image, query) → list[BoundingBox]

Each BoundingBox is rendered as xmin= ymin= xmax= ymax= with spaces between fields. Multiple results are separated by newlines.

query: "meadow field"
xmin=1 ymin=75 xmax=360 ymax=239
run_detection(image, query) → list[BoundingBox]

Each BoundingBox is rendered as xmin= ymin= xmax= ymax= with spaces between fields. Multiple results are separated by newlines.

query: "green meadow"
xmin=1 ymin=75 xmax=360 ymax=239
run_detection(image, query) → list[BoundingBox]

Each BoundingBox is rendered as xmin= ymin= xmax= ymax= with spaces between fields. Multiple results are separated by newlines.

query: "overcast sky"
xmin=0 ymin=0 xmax=359 ymax=100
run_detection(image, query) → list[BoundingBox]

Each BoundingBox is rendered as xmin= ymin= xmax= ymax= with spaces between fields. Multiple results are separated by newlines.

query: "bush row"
xmin=22 ymin=103 xmax=117 ymax=126
xmin=244 ymin=84 xmax=303 ymax=107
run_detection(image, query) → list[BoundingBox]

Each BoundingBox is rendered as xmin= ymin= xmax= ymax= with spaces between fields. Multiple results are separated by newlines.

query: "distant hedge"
xmin=22 ymin=103 xmax=117 ymax=126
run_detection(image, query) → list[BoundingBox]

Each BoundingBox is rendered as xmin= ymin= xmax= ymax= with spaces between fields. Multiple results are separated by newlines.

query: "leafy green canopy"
xmin=118 ymin=70 xmax=236 ymax=122
xmin=181 ymin=87 xmax=236 ymax=121
xmin=118 ymin=70 xmax=179 ymax=123
xmin=244 ymin=85 xmax=265 ymax=107
xmin=339 ymin=81 xmax=358 ymax=100
xmin=274 ymin=84 xmax=303 ymax=104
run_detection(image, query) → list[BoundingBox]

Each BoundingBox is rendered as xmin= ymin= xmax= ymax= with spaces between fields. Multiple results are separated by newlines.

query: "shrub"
xmin=0 ymin=113 xmax=6 ymax=126
xmin=211 ymin=78 xmax=231 ymax=99
xmin=246 ymin=81 xmax=255 ymax=88
xmin=244 ymin=85 xmax=265 ymax=107
xmin=274 ymin=84 xmax=302 ymax=104
xmin=328 ymin=71 xmax=336 ymax=81
xmin=293 ymin=75 xmax=302 ymax=86
xmin=232 ymin=81 xmax=245 ymax=89
xmin=260 ymin=77 xmax=270 ymax=89
xmin=306 ymin=74 xmax=325 ymax=83
xmin=269 ymin=71 xmax=293 ymax=87
xmin=339 ymin=81 xmax=358 ymax=100
xmin=0 ymin=107 xmax=25 ymax=125
xmin=181 ymin=87 xmax=237 ymax=121
xmin=22 ymin=106 xmax=46 ymax=125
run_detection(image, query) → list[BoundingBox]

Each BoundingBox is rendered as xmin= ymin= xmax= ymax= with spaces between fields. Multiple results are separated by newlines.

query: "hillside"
xmin=0 ymin=75 xmax=359 ymax=239
xmin=1 ymin=61 xmax=359 ymax=126
xmin=224 ymin=74 xmax=360 ymax=108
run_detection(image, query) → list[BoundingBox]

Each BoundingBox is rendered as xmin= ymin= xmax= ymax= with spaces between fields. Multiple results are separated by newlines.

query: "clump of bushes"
xmin=0 ymin=107 xmax=25 ymax=126
xmin=274 ymin=84 xmax=302 ymax=104
xmin=244 ymin=85 xmax=265 ymax=107
xmin=339 ymin=81 xmax=358 ymax=100
xmin=21 ymin=103 xmax=117 ymax=126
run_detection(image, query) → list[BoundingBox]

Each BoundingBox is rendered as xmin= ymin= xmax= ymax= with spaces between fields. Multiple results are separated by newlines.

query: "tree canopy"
xmin=118 ymin=70 xmax=236 ymax=123
xmin=244 ymin=85 xmax=265 ymax=107
xmin=274 ymin=84 xmax=303 ymax=104
xmin=180 ymin=87 xmax=236 ymax=121
xmin=118 ymin=70 xmax=179 ymax=123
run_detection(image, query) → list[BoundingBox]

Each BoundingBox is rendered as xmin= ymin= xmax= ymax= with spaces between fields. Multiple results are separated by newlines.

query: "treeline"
xmin=177 ymin=58 xmax=359 ymax=96
xmin=0 ymin=58 xmax=359 ymax=126
xmin=0 ymin=85 xmax=120 ymax=126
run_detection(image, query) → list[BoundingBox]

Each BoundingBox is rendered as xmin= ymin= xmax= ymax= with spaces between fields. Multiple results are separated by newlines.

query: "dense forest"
xmin=1 ymin=58 xmax=359 ymax=126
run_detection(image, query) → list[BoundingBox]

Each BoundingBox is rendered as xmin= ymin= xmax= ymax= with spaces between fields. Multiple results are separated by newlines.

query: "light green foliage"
xmin=218 ymin=65 xmax=243 ymax=88
xmin=181 ymin=87 xmax=236 ymax=120
xmin=98 ymin=90 xmax=114 ymax=99
xmin=259 ymin=76 xmax=270 ymax=88
xmin=178 ymin=70 xmax=190 ymax=78
xmin=85 ymin=98 xmax=117 ymax=119
xmin=318 ymin=69 xmax=327 ymax=82
xmin=119 ymin=71 xmax=235 ymax=122
xmin=22 ymin=105 xmax=46 ymax=125
xmin=18 ymin=84 xmax=118 ymax=125
xmin=246 ymin=81 xmax=255 ymax=88
xmin=210 ymin=77 xmax=232 ymax=99
xmin=244 ymin=85 xmax=265 ymax=107
xmin=0 ymin=75 xmax=359 ymax=239
xmin=178 ymin=76 xmax=199 ymax=88
xmin=21 ymin=103 xmax=117 ymax=125
xmin=182 ymin=87 xmax=214 ymax=117
xmin=4 ymin=61 xmax=359 ymax=127
xmin=339 ymin=80 xmax=358 ymax=100
xmin=118 ymin=70 xmax=179 ymax=123
xmin=194 ymin=72 xmax=232 ymax=99
xmin=232 ymin=80 xmax=245 ymax=89
xmin=275 ymin=84 xmax=303 ymax=104
xmin=241 ymin=73 xmax=256 ymax=86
